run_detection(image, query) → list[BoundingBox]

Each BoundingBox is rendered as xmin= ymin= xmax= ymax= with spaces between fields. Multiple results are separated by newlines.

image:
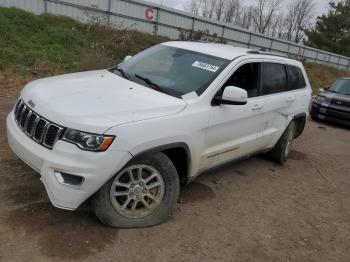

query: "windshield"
xmin=112 ymin=45 xmax=230 ymax=98
xmin=328 ymin=79 xmax=350 ymax=95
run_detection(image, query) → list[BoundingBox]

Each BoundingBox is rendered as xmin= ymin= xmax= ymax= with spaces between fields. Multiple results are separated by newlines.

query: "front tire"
xmin=267 ymin=121 xmax=296 ymax=164
xmin=92 ymin=152 xmax=180 ymax=228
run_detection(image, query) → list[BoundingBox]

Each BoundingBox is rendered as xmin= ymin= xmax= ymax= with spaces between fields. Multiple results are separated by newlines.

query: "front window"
xmin=328 ymin=79 xmax=350 ymax=95
xmin=223 ymin=62 xmax=261 ymax=98
xmin=111 ymin=45 xmax=230 ymax=98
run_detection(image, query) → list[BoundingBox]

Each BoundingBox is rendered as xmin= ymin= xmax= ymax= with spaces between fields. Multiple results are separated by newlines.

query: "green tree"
xmin=304 ymin=0 xmax=350 ymax=57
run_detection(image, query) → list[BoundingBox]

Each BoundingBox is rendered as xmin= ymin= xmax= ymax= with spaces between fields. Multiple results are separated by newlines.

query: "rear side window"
xmin=262 ymin=63 xmax=286 ymax=95
xmin=286 ymin=65 xmax=306 ymax=90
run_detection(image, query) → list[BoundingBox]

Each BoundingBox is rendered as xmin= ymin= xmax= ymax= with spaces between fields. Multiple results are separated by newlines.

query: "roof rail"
xmin=246 ymin=50 xmax=290 ymax=58
xmin=194 ymin=40 xmax=212 ymax=43
xmin=188 ymin=40 xmax=216 ymax=43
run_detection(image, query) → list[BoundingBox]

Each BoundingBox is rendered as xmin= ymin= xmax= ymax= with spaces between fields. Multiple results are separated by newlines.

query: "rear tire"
xmin=267 ymin=121 xmax=296 ymax=164
xmin=92 ymin=152 xmax=180 ymax=228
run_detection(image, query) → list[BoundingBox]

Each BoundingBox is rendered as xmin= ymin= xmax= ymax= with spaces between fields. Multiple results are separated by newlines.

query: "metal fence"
xmin=1 ymin=0 xmax=350 ymax=70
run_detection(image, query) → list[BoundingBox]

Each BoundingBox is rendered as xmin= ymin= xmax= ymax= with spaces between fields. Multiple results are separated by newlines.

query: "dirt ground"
xmin=0 ymin=91 xmax=350 ymax=262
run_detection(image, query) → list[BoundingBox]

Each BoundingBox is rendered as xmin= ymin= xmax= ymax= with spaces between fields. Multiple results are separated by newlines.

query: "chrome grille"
xmin=14 ymin=100 xmax=64 ymax=149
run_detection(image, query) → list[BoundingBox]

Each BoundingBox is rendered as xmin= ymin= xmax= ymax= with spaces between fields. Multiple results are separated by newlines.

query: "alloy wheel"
xmin=110 ymin=164 xmax=165 ymax=219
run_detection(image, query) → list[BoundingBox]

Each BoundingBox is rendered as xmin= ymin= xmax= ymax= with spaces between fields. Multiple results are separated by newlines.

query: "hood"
xmin=321 ymin=90 xmax=350 ymax=98
xmin=319 ymin=91 xmax=350 ymax=108
xmin=21 ymin=70 xmax=186 ymax=134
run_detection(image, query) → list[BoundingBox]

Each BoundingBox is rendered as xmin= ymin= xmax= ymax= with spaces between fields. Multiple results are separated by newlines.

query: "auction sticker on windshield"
xmin=192 ymin=61 xmax=220 ymax=72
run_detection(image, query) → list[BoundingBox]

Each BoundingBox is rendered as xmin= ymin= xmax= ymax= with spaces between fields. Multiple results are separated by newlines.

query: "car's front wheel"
xmin=92 ymin=152 xmax=180 ymax=228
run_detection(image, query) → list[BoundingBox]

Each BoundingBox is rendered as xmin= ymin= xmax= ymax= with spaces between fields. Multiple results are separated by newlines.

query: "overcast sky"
xmin=146 ymin=0 xmax=333 ymax=18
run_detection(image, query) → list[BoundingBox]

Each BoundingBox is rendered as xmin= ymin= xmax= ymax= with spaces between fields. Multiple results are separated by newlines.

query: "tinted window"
xmin=286 ymin=65 xmax=306 ymax=90
xmin=262 ymin=63 xmax=286 ymax=95
xmin=224 ymin=63 xmax=261 ymax=98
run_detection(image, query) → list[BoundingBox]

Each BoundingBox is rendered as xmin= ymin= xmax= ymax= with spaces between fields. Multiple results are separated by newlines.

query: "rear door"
xmin=260 ymin=62 xmax=305 ymax=148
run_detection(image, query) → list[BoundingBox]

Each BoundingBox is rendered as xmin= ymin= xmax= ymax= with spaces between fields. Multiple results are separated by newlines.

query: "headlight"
xmin=315 ymin=95 xmax=329 ymax=103
xmin=62 ymin=129 xmax=115 ymax=152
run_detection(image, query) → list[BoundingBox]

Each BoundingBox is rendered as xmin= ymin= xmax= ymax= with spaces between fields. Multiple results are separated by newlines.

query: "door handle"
xmin=286 ymin=96 xmax=295 ymax=103
xmin=251 ymin=104 xmax=263 ymax=110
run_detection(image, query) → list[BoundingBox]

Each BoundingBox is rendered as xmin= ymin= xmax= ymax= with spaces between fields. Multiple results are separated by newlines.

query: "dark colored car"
xmin=311 ymin=78 xmax=350 ymax=127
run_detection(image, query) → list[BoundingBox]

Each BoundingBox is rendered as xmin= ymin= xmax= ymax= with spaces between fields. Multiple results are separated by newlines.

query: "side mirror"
xmin=124 ymin=55 xmax=132 ymax=62
xmin=213 ymin=86 xmax=248 ymax=106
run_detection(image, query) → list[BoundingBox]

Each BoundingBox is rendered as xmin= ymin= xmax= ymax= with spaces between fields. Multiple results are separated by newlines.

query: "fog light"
xmin=54 ymin=171 xmax=84 ymax=187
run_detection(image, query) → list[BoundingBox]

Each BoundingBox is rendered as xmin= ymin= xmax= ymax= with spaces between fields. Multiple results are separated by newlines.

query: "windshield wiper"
xmin=134 ymin=73 xmax=169 ymax=95
xmin=114 ymin=67 xmax=129 ymax=80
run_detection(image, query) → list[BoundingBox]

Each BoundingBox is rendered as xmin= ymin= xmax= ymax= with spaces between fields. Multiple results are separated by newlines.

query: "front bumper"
xmin=6 ymin=112 xmax=132 ymax=210
xmin=310 ymin=101 xmax=350 ymax=127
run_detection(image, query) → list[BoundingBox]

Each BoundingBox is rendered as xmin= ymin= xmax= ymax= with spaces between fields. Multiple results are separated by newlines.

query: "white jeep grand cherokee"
xmin=7 ymin=41 xmax=311 ymax=228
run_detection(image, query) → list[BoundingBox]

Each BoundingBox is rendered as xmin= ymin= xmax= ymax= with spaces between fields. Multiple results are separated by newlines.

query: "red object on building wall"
xmin=145 ymin=7 xmax=155 ymax=21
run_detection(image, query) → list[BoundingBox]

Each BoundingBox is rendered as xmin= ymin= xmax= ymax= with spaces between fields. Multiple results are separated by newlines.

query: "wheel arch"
xmin=293 ymin=112 xmax=307 ymax=138
xmin=131 ymin=142 xmax=191 ymax=185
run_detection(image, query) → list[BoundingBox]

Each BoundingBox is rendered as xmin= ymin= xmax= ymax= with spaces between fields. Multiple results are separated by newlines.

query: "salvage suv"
xmin=7 ymin=42 xmax=311 ymax=228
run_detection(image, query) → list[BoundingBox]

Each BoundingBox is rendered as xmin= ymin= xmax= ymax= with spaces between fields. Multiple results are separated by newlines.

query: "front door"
xmin=199 ymin=62 xmax=266 ymax=171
